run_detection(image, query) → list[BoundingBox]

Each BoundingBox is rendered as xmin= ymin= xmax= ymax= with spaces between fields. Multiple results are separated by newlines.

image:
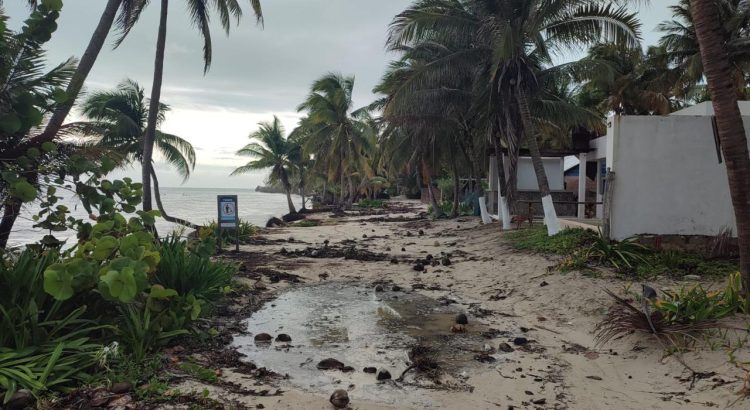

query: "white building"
xmin=569 ymin=101 xmax=750 ymax=240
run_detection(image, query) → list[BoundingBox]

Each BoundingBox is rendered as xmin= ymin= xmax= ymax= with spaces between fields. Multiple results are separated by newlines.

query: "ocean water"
xmin=8 ymin=187 xmax=299 ymax=248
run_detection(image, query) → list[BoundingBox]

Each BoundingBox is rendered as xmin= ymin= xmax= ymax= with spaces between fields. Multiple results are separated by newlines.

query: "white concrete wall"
xmin=607 ymin=115 xmax=750 ymax=240
xmin=504 ymin=156 xmax=565 ymax=191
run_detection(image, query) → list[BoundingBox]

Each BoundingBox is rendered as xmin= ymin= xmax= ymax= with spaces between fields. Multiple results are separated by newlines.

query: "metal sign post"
xmin=217 ymin=195 xmax=239 ymax=252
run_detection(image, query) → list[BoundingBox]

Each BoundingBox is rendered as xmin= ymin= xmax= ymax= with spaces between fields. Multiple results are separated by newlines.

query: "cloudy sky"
xmin=6 ymin=0 xmax=675 ymax=189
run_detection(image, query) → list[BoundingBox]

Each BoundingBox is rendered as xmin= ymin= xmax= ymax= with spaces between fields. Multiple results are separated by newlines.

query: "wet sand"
xmin=172 ymin=199 xmax=750 ymax=409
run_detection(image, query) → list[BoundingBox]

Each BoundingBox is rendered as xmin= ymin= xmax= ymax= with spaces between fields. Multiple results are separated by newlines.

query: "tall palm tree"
xmin=297 ymin=73 xmax=375 ymax=208
xmin=660 ymin=0 xmax=750 ymax=100
xmin=388 ymin=0 xmax=640 ymax=234
xmin=232 ymin=116 xmax=299 ymax=214
xmin=13 ymin=0 xmax=145 ymax=157
xmin=120 ymin=0 xmax=263 ymax=217
xmin=79 ymin=79 xmax=198 ymax=229
xmin=689 ymin=0 xmax=750 ymax=293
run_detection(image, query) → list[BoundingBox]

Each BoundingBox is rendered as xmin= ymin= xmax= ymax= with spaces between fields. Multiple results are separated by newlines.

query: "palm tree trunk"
xmin=300 ymin=186 xmax=306 ymax=210
xmin=284 ymin=185 xmax=297 ymax=214
xmin=492 ymin=133 xmax=512 ymax=230
xmin=346 ymin=174 xmax=356 ymax=208
xmin=0 ymin=199 xmax=22 ymax=249
xmin=18 ymin=0 xmax=122 ymax=154
xmin=691 ymin=0 xmax=750 ymax=293
xmin=517 ymin=87 xmax=560 ymax=235
xmin=142 ymin=0 xmax=169 ymax=215
xmin=450 ymin=154 xmax=460 ymax=218
xmin=150 ymin=165 xmax=200 ymax=230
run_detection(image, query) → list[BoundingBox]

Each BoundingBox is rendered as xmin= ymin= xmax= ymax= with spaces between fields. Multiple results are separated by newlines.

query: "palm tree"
xmin=13 ymin=0 xmax=145 ymax=157
xmin=297 ymin=73 xmax=375 ymax=208
xmin=120 ymin=0 xmax=264 ymax=217
xmin=689 ymin=0 xmax=750 ymax=293
xmin=232 ymin=116 xmax=299 ymax=215
xmin=79 ymin=79 xmax=198 ymax=229
xmin=660 ymin=0 xmax=750 ymax=100
xmin=387 ymin=0 xmax=640 ymax=233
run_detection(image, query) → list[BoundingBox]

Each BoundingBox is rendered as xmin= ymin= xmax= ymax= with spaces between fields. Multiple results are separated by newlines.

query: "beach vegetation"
xmin=356 ymin=199 xmax=386 ymax=209
xmin=231 ymin=116 xmax=300 ymax=215
xmin=205 ymin=219 xmax=259 ymax=245
xmin=78 ymin=79 xmax=199 ymax=229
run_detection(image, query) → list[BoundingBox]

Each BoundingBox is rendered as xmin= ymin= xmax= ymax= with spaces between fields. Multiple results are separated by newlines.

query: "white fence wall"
xmin=608 ymin=115 xmax=750 ymax=240
xmin=506 ymin=156 xmax=565 ymax=191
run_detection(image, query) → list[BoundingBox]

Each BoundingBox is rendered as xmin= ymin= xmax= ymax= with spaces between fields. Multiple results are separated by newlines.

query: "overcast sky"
xmin=6 ymin=0 xmax=675 ymax=188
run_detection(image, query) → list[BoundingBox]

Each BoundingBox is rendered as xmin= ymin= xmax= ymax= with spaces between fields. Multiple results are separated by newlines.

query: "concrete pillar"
xmin=595 ymin=159 xmax=604 ymax=219
xmin=488 ymin=155 xmax=498 ymax=214
xmin=577 ymin=152 xmax=587 ymax=219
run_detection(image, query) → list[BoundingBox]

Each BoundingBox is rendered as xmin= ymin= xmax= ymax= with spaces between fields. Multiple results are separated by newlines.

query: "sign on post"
xmin=217 ymin=195 xmax=239 ymax=252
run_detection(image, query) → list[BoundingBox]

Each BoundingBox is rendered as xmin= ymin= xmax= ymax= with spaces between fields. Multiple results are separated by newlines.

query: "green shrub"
xmin=636 ymin=251 xmax=738 ymax=278
xmin=205 ymin=219 xmax=258 ymax=244
xmin=506 ymin=225 xmax=599 ymax=254
xmin=428 ymin=200 xmax=473 ymax=216
xmin=295 ymin=219 xmax=321 ymax=227
xmin=652 ymin=273 xmax=748 ymax=324
xmin=0 ymin=339 xmax=102 ymax=404
xmin=155 ymin=236 xmax=236 ymax=304
xmin=586 ymin=235 xmax=651 ymax=271
xmin=355 ymin=199 xmax=385 ymax=209
xmin=115 ymin=304 xmax=188 ymax=364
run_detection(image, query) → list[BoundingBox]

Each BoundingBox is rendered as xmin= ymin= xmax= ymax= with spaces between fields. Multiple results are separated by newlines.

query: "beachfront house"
xmin=542 ymin=101 xmax=750 ymax=241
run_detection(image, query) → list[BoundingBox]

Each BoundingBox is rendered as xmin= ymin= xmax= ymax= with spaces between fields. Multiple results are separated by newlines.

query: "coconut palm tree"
xmin=659 ymin=0 xmax=750 ymax=100
xmin=14 ymin=0 xmax=145 ymax=157
xmin=689 ymin=0 xmax=750 ymax=293
xmin=388 ymin=0 xmax=641 ymax=235
xmin=79 ymin=79 xmax=198 ymax=229
xmin=297 ymin=73 xmax=375 ymax=208
xmin=232 ymin=116 xmax=299 ymax=215
xmin=119 ymin=0 xmax=264 ymax=216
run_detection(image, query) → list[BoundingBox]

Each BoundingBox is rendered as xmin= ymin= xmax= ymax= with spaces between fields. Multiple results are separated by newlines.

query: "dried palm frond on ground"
xmin=397 ymin=344 xmax=441 ymax=381
xmin=595 ymin=289 xmax=720 ymax=348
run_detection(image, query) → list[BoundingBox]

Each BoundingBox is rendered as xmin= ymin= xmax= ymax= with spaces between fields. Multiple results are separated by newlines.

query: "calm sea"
xmin=9 ymin=187 xmax=299 ymax=248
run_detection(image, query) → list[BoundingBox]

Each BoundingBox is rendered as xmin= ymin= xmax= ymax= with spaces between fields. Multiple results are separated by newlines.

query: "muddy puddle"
xmin=232 ymin=282 xmax=493 ymax=408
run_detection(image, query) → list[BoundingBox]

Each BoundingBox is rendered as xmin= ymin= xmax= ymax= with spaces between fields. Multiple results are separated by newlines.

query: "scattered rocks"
xmin=441 ymin=256 xmax=452 ymax=266
xmin=401 ymin=247 xmax=406 ymax=252
xmin=363 ymin=367 xmax=377 ymax=374
xmin=540 ymin=281 xmax=549 ymax=287
xmin=586 ymin=375 xmax=603 ymax=381
xmin=254 ymin=280 xmax=267 ymax=291
xmin=391 ymin=285 xmax=402 ymax=292
xmin=109 ymin=382 xmax=133 ymax=394
xmin=377 ymin=369 xmax=392 ymax=380
xmin=455 ymin=313 xmax=468 ymax=325
xmin=474 ymin=354 xmax=496 ymax=363
xmin=275 ymin=334 xmax=292 ymax=343
xmin=390 ymin=258 xmax=399 ymax=264
xmin=317 ymin=358 xmax=346 ymax=370
xmin=254 ymin=333 xmax=273 ymax=343
xmin=498 ymin=343 xmax=514 ymax=353
xmin=282 ymin=212 xmax=306 ymax=223
xmin=413 ymin=263 xmax=425 ymax=272
xmin=418 ymin=229 xmax=425 ymax=236
xmin=512 ymin=337 xmax=528 ymax=346
xmin=265 ymin=217 xmax=286 ymax=228
xmin=342 ymin=366 xmax=355 ymax=373
xmin=329 ymin=389 xmax=350 ymax=408
xmin=532 ymin=398 xmax=547 ymax=405
xmin=375 ymin=285 xmax=385 ymax=292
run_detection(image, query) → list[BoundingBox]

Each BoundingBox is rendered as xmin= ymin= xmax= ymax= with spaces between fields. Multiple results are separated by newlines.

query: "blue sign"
xmin=217 ymin=195 xmax=238 ymax=229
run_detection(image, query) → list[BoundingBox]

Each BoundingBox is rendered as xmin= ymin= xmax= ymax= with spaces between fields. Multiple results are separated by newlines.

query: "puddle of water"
xmin=232 ymin=282 xmax=488 ymax=407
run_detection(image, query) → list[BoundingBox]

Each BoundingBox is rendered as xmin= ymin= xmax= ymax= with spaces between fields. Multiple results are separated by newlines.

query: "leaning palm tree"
xmin=117 ymin=0 xmax=263 ymax=216
xmin=389 ymin=0 xmax=641 ymax=235
xmin=79 ymin=79 xmax=198 ymax=229
xmin=15 ymin=0 xmax=146 ymax=158
xmin=232 ymin=116 xmax=299 ymax=215
xmin=689 ymin=0 xmax=750 ymax=294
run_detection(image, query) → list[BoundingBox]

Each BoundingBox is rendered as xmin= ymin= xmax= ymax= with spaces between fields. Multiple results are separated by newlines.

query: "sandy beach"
xmin=163 ymin=200 xmax=750 ymax=410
